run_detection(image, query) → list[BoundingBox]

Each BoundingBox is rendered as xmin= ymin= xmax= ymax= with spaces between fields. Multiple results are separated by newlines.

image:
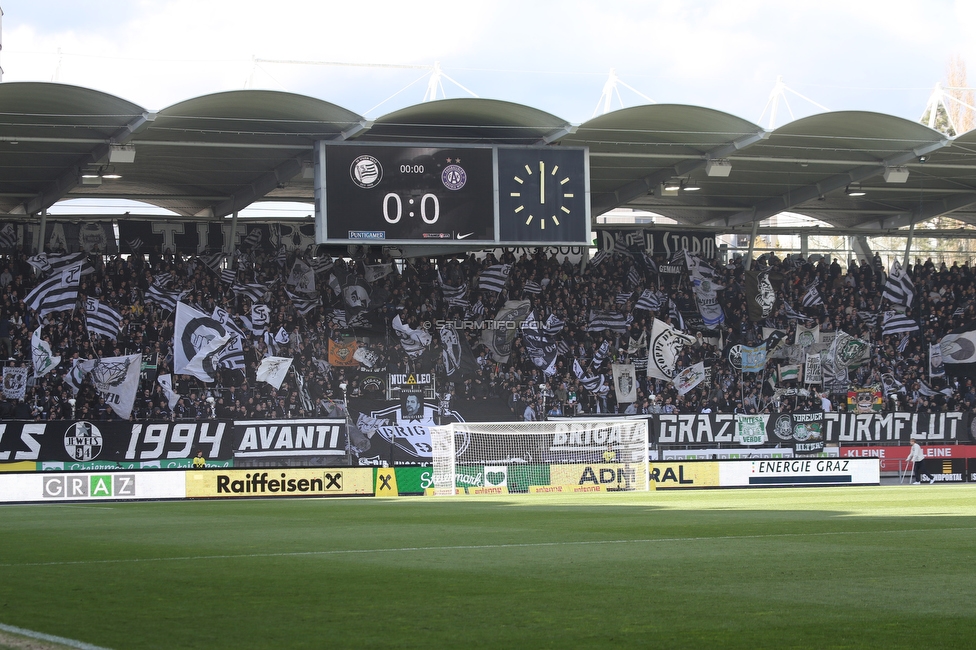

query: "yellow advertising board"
xmin=550 ymin=463 xmax=646 ymax=491
xmin=649 ymin=462 xmax=719 ymax=489
xmin=0 ymin=461 xmax=36 ymax=473
xmin=186 ymin=468 xmax=373 ymax=498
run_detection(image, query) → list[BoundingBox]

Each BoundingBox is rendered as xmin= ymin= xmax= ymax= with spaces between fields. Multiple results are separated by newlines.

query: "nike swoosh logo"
xmin=457 ymin=232 xmax=474 ymax=239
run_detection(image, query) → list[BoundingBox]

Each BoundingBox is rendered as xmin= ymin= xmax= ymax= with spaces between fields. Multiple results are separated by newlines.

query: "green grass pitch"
xmin=2 ymin=486 xmax=975 ymax=649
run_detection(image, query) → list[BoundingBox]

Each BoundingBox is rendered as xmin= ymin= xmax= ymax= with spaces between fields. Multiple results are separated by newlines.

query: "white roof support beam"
xmin=854 ymin=191 xmax=976 ymax=231
xmin=591 ymin=129 xmax=768 ymax=216
xmin=702 ymin=140 xmax=950 ymax=228
xmin=212 ymin=156 xmax=304 ymax=218
xmin=24 ymin=111 xmax=157 ymax=215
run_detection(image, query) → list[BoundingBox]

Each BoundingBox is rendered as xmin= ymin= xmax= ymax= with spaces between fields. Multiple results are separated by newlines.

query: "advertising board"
xmin=185 ymin=468 xmax=373 ymax=498
xmin=0 ymin=471 xmax=186 ymax=503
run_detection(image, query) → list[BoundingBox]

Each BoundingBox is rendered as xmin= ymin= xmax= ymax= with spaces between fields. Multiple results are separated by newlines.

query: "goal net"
xmin=429 ymin=419 xmax=649 ymax=495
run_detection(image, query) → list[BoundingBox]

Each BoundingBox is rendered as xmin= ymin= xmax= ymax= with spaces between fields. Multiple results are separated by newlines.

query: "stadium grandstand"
xmin=0 ymin=81 xmax=975 ymax=469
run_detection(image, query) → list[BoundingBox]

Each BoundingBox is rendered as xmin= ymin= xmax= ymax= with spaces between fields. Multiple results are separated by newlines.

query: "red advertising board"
xmin=839 ymin=445 xmax=976 ymax=471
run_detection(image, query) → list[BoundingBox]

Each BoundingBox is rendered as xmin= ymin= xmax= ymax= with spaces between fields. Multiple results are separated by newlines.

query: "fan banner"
xmin=231 ymin=419 xmax=347 ymax=463
xmin=735 ymin=415 xmax=768 ymax=446
xmin=2 ymin=366 xmax=28 ymax=400
xmin=611 ymin=363 xmax=638 ymax=403
xmin=767 ymin=411 xmax=825 ymax=454
xmin=345 ymin=397 xmax=515 ymax=467
xmin=647 ymin=318 xmax=696 ymax=380
xmin=594 ymin=228 xmax=717 ymax=260
xmin=672 ymin=362 xmax=706 ymax=396
xmin=85 ymin=354 xmax=142 ymax=419
xmin=745 ymin=269 xmax=783 ymax=322
xmin=328 ymin=336 xmax=359 ymax=367
xmin=650 ymin=412 xmax=967 ymax=446
xmin=174 ymin=302 xmax=231 ymax=382
xmin=118 ymin=220 xmax=278 ymax=254
xmin=0 ymin=420 xmax=235 ymax=463
xmin=256 ymin=356 xmax=294 ymax=390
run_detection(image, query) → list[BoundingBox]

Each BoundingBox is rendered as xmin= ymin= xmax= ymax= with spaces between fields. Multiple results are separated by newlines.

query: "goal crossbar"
xmin=430 ymin=419 xmax=649 ymax=495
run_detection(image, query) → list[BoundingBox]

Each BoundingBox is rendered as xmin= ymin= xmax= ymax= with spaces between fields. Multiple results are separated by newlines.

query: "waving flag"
xmin=25 ymin=263 xmax=83 ymax=316
xmin=882 ymin=259 xmax=915 ymax=307
xmin=84 ymin=298 xmax=123 ymax=340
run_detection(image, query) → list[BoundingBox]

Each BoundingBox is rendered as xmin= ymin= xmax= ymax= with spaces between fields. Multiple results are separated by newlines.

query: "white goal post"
xmin=429 ymin=419 xmax=649 ymax=495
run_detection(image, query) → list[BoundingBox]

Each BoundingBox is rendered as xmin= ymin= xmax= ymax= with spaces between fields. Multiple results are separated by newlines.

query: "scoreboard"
xmin=315 ymin=142 xmax=589 ymax=246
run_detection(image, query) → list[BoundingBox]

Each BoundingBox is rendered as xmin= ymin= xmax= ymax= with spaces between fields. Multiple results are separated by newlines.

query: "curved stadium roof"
xmin=1 ymin=81 xmax=975 ymax=235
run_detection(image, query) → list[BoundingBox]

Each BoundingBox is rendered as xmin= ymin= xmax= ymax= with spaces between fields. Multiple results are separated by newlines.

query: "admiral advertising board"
xmin=316 ymin=142 xmax=589 ymax=246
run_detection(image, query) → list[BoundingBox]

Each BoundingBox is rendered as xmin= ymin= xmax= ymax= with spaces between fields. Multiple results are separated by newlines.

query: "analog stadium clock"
xmin=497 ymin=146 xmax=589 ymax=244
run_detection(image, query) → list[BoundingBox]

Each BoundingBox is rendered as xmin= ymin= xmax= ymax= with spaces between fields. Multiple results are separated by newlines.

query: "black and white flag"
xmin=478 ymin=263 xmax=512 ymax=293
xmin=881 ymin=311 xmax=919 ymax=336
xmin=25 ymin=263 xmax=82 ymax=317
xmin=0 ymin=223 xmax=18 ymax=251
xmin=88 ymin=353 xmax=142 ymax=419
xmin=232 ymin=281 xmax=274 ymax=303
xmin=174 ymin=302 xmax=231 ymax=383
xmin=635 ymin=289 xmax=663 ymax=312
xmin=587 ymin=310 xmax=632 ymax=333
xmin=801 ymin=283 xmax=823 ymax=308
xmin=145 ymin=282 xmax=183 ymax=312
xmin=882 ymin=259 xmax=915 ymax=307
xmin=84 ymin=298 xmax=123 ymax=340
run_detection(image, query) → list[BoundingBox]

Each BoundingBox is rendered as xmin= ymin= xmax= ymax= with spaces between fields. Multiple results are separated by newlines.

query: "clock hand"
xmin=540 ymin=160 xmax=545 ymax=204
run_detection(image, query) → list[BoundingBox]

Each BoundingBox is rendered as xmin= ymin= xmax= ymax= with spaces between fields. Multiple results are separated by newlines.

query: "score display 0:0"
xmin=400 ymin=164 xmax=425 ymax=173
xmin=383 ymin=192 xmax=440 ymax=224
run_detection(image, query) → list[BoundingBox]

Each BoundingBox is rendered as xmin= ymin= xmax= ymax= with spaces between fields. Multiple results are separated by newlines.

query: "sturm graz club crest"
xmin=350 ymin=155 xmax=383 ymax=189
xmin=64 ymin=421 xmax=103 ymax=461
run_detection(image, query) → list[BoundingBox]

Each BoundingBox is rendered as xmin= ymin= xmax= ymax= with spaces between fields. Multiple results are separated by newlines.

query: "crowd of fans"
xmin=0 ymin=240 xmax=974 ymax=423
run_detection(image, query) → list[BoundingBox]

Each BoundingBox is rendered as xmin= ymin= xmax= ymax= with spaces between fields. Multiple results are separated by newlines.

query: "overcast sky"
xmin=1 ymin=0 xmax=973 ymax=128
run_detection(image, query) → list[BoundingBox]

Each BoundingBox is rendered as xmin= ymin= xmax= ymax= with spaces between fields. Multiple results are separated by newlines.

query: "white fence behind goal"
xmin=429 ymin=419 xmax=649 ymax=496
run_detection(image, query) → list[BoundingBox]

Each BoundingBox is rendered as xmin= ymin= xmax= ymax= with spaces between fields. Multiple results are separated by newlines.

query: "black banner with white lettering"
xmin=766 ymin=411 xmax=825 ymax=454
xmin=595 ymin=229 xmax=717 ymax=261
xmin=231 ymin=419 xmax=347 ymax=468
xmin=0 ymin=420 xmax=234 ymax=463
xmin=651 ymin=412 xmax=970 ymax=446
xmin=117 ymin=221 xmax=282 ymax=254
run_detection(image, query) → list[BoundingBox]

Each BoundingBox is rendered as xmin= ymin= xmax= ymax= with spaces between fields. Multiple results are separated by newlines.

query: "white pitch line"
xmin=0 ymin=622 xmax=113 ymax=650
xmin=2 ymin=526 xmax=974 ymax=569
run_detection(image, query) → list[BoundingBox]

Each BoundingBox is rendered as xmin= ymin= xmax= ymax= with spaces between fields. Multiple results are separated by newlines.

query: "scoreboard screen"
xmin=317 ymin=143 xmax=495 ymax=244
xmin=315 ymin=142 xmax=589 ymax=246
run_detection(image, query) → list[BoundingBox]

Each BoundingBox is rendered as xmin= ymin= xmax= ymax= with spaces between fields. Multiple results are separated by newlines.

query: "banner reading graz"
xmin=652 ymin=412 xmax=969 ymax=446
xmin=595 ymin=229 xmax=717 ymax=260
xmin=0 ymin=420 xmax=234 ymax=464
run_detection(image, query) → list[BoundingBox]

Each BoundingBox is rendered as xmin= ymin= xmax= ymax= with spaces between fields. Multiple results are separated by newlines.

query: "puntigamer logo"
xmin=43 ymin=474 xmax=136 ymax=499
